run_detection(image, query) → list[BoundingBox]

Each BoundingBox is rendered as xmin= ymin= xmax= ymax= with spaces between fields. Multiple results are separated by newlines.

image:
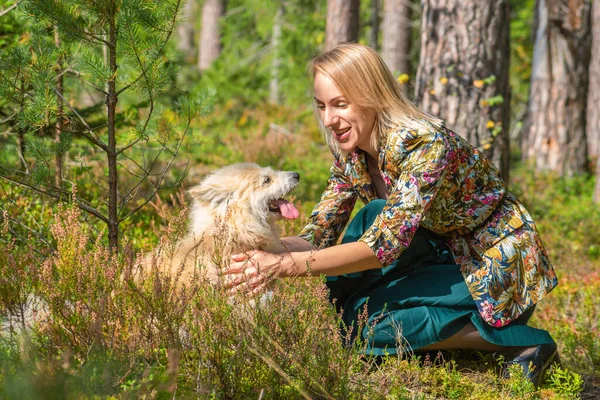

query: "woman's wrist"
xmin=278 ymin=251 xmax=305 ymax=278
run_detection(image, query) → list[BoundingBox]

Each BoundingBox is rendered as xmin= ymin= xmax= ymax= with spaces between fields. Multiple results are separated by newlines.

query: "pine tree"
xmin=523 ymin=0 xmax=591 ymax=176
xmin=0 ymin=0 xmax=214 ymax=254
xmin=415 ymin=0 xmax=511 ymax=180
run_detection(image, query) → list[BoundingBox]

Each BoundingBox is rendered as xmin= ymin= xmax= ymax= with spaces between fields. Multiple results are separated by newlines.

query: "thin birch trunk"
xmin=198 ymin=0 xmax=224 ymax=72
xmin=325 ymin=0 xmax=360 ymax=50
xmin=382 ymin=0 xmax=413 ymax=77
xmin=270 ymin=5 xmax=284 ymax=105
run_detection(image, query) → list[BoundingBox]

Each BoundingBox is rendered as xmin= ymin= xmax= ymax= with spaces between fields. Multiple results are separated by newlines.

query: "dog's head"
xmin=188 ymin=163 xmax=300 ymax=228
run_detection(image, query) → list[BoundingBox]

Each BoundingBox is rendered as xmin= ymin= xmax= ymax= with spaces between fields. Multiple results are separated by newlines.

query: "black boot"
xmin=504 ymin=343 xmax=559 ymax=387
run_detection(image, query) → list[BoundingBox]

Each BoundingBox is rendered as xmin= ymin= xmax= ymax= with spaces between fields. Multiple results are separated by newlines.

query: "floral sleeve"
xmin=298 ymin=158 xmax=358 ymax=249
xmin=358 ymin=128 xmax=455 ymax=266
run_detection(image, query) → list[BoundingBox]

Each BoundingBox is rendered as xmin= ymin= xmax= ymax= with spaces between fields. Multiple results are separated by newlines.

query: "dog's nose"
xmin=291 ymin=172 xmax=300 ymax=182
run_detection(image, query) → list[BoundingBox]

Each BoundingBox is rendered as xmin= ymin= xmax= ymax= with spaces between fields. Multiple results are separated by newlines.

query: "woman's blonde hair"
xmin=309 ymin=43 xmax=441 ymax=157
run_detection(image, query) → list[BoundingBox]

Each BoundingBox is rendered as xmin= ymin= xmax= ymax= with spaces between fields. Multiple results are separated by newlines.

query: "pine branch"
xmin=53 ymin=87 xmax=108 ymax=151
xmin=63 ymin=68 xmax=108 ymax=94
xmin=1 ymin=112 xmax=17 ymax=123
xmin=121 ymin=22 xmax=155 ymax=150
xmin=117 ymin=145 xmax=166 ymax=212
xmin=0 ymin=181 xmax=54 ymax=251
xmin=0 ymin=1 xmax=20 ymax=18
xmin=118 ymin=100 xmax=191 ymax=222
xmin=116 ymin=0 xmax=182 ymax=96
xmin=0 ymin=169 xmax=108 ymax=223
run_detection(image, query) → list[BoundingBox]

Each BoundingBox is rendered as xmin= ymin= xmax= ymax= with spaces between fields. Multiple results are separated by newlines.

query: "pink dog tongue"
xmin=274 ymin=198 xmax=299 ymax=220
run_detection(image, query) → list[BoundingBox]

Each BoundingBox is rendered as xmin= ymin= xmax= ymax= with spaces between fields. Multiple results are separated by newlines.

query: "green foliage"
xmin=2 ymin=164 xmax=597 ymax=399
xmin=509 ymin=0 xmax=536 ymax=108
xmin=547 ymin=365 xmax=584 ymax=399
xmin=503 ymin=363 xmax=537 ymax=398
xmin=197 ymin=0 xmax=326 ymax=108
xmin=0 ymin=0 xmax=216 ymax=254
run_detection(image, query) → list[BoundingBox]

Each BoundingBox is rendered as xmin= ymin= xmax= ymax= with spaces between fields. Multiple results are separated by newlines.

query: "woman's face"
xmin=313 ymin=72 xmax=376 ymax=154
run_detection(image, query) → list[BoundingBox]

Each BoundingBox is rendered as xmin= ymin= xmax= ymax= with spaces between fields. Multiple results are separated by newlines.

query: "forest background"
xmin=0 ymin=0 xmax=599 ymax=399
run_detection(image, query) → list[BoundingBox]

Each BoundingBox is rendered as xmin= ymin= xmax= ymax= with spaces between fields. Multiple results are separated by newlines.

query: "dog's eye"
xmin=262 ymin=176 xmax=271 ymax=185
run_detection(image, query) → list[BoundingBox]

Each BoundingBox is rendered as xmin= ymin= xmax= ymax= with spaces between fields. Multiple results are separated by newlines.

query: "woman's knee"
xmin=342 ymin=200 xmax=386 ymax=244
xmin=356 ymin=199 xmax=387 ymax=226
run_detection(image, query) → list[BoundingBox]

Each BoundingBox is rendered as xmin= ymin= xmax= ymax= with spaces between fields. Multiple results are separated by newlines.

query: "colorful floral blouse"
xmin=299 ymin=123 xmax=558 ymax=327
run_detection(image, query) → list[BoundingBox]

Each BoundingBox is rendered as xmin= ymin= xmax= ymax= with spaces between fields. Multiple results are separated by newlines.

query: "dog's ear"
xmin=188 ymin=178 xmax=234 ymax=205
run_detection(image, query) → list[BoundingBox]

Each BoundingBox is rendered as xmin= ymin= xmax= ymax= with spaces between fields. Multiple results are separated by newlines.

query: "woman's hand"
xmin=222 ymin=250 xmax=289 ymax=295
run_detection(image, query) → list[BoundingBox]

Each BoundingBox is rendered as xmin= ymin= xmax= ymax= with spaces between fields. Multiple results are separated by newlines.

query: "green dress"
xmin=327 ymin=200 xmax=555 ymax=356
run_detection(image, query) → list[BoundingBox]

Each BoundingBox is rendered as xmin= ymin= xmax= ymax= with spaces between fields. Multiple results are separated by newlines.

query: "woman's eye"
xmin=316 ymin=104 xmax=325 ymax=110
xmin=337 ymin=103 xmax=347 ymax=108
xmin=263 ymin=176 xmax=271 ymax=185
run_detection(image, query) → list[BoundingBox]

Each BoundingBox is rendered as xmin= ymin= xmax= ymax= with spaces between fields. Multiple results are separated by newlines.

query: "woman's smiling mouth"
xmin=333 ymin=127 xmax=351 ymax=141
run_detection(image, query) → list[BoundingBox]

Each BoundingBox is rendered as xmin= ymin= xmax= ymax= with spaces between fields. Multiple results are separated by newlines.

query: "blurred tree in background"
xmin=381 ymin=0 xmax=414 ymax=79
xmin=415 ymin=0 xmax=512 ymax=180
xmin=523 ymin=0 xmax=591 ymax=176
xmin=588 ymin=0 xmax=600 ymax=203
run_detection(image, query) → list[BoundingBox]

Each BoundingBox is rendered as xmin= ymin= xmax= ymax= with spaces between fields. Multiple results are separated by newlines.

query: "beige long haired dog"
xmin=145 ymin=163 xmax=300 ymax=289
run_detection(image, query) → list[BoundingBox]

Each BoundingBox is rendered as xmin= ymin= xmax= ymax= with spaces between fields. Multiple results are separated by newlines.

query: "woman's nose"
xmin=322 ymin=108 xmax=338 ymax=127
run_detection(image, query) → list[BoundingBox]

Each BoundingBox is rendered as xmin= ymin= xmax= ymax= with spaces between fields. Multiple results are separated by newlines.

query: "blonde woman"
xmin=224 ymin=43 xmax=559 ymax=386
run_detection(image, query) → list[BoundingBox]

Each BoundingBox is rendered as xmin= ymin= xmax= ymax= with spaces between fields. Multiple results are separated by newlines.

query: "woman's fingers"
xmin=249 ymin=280 xmax=271 ymax=296
xmin=223 ymin=252 xmax=257 ymax=275
xmin=217 ymin=249 xmax=279 ymax=294
xmin=231 ymin=253 xmax=249 ymax=262
xmin=222 ymin=265 xmax=261 ymax=288
xmin=226 ymin=270 xmax=273 ymax=295
xmin=227 ymin=276 xmax=262 ymax=295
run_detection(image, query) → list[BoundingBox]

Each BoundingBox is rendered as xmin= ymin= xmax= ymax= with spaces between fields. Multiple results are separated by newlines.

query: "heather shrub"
xmin=0 ymin=219 xmax=44 ymax=336
xmin=1 ymin=161 xmax=596 ymax=399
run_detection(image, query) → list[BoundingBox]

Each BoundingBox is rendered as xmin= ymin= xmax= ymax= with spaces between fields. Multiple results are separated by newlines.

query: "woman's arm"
xmin=283 ymin=240 xmax=382 ymax=277
xmin=279 ymin=236 xmax=316 ymax=252
xmin=224 ymin=241 xmax=381 ymax=294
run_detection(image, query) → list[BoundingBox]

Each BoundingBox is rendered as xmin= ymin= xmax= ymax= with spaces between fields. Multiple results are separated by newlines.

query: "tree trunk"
xmin=588 ymin=0 xmax=600 ymax=168
xmin=54 ymin=27 xmax=64 ymax=188
xmin=369 ymin=0 xmax=380 ymax=50
xmin=177 ymin=0 xmax=196 ymax=59
xmin=107 ymin=7 xmax=119 ymax=254
xmin=17 ymin=128 xmax=27 ymax=171
xmin=415 ymin=0 xmax=511 ymax=181
xmin=523 ymin=0 xmax=591 ymax=176
xmin=198 ymin=0 xmax=225 ymax=72
xmin=269 ymin=5 xmax=284 ymax=105
xmin=592 ymin=0 xmax=600 ymax=203
xmin=325 ymin=0 xmax=360 ymax=50
xmin=594 ymin=157 xmax=600 ymax=203
xmin=382 ymin=0 xmax=413 ymax=77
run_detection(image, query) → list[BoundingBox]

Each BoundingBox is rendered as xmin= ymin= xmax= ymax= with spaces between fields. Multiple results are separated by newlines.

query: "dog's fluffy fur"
xmin=145 ymin=163 xmax=300 ymax=288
